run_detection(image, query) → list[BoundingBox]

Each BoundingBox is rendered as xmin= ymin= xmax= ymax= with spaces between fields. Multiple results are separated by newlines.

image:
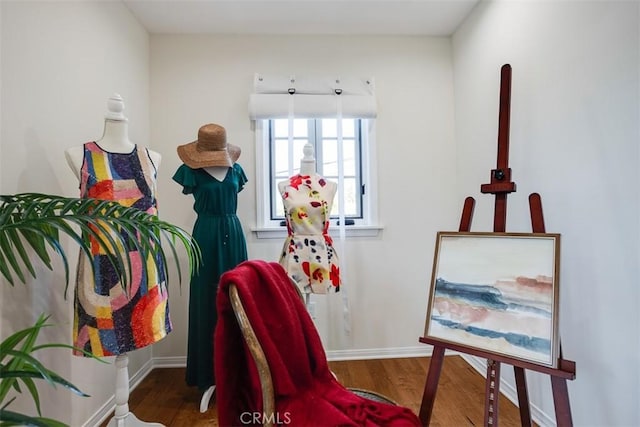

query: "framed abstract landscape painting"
xmin=424 ymin=232 xmax=561 ymax=368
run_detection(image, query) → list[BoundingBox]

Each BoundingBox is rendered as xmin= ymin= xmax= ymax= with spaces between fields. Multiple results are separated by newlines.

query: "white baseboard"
xmin=153 ymin=356 xmax=187 ymax=368
xmin=151 ymin=345 xmax=442 ymax=367
xmin=325 ymin=345 xmax=434 ymax=361
xmin=461 ymin=354 xmax=556 ymax=427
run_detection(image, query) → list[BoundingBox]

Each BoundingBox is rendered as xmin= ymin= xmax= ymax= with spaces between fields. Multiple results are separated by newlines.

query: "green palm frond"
xmin=0 ymin=193 xmax=200 ymax=297
xmin=0 ymin=314 xmax=99 ymax=422
xmin=0 ymin=193 xmax=201 ymax=425
xmin=0 ymin=409 xmax=68 ymax=427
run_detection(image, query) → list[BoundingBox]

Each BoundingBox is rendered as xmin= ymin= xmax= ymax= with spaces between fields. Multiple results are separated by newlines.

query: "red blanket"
xmin=215 ymin=260 xmax=421 ymax=426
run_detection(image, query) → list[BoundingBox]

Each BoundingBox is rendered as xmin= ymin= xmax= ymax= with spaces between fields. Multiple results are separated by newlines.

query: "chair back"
xmin=228 ymin=283 xmax=276 ymax=426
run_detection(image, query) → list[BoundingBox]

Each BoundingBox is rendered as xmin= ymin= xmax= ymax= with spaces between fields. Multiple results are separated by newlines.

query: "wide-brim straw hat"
xmin=177 ymin=123 xmax=241 ymax=168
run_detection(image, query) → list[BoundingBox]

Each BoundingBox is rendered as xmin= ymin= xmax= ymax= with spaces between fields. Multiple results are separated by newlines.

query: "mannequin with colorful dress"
xmin=278 ymin=143 xmax=341 ymax=298
xmin=65 ymin=94 xmax=166 ymax=427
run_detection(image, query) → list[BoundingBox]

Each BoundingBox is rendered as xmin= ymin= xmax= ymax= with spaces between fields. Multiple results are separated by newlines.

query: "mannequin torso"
xmin=65 ymin=115 xmax=160 ymax=179
xmin=172 ymin=127 xmax=248 ymax=411
xmin=278 ymin=166 xmax=339 ymax=294
xmin=67 ymin=95 xmax=167 ymax=427
xmin=277 ymin=142 xmax=341 ymax=294
xmin=277 ymin=159 xmax=337 ymax=204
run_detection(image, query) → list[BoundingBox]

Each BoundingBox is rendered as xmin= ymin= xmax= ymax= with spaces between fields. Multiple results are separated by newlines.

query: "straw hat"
xmin=177 ymin=124 xmax=241 ymax=168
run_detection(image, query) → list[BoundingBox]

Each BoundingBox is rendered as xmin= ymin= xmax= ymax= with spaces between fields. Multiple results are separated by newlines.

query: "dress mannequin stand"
xmin=278 ymin=142 xmax=338 ymax=304
xmin=196 ymin=166 xmax=228 ymax=413
xmin=66 ymin=94 xmax=163 ymax=427
xmin=199 ymin=385 xmax=216 ymax=413
xmin=108 ymin=354 xmax=162 ymax=427
xmin=174 ymin=125 xmax=249 ymax=413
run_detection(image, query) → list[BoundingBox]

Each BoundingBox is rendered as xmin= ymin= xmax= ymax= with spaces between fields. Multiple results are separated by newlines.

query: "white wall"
xmin=149 ymin=34 xmax=459 ymax=359
xmin=452 ymin=1 xmax=639 ymax=426
xmin=5 ymin=1 xmax=635 ymax=426
xmin=1 ymin=16 xmax=459 ymax=423
xmin=0 ymin=1 xmax=150 ymax=425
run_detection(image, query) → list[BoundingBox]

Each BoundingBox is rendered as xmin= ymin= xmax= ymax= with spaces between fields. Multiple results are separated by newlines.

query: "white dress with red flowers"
xmin=279 ymin=174 xmax=341 ymax=294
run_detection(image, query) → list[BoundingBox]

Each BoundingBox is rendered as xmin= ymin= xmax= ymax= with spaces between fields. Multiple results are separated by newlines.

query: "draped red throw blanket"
xmin=215 ymin=260 xmax=421 ymax=426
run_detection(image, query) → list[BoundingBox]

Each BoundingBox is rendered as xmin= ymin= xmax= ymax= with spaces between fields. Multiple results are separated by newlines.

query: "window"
xmin=254 ymin=118 xmax=379 ymax=238
xmin=270 ymin=118 xmax=362 ymax=221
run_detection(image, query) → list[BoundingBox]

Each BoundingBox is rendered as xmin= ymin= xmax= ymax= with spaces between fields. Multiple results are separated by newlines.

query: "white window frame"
xmin=252 ymin=118 xmax=381 ymax=239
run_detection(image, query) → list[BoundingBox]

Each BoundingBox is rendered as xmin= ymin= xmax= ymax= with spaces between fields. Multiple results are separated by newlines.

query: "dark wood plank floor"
xmin=101 ymin=355 xmax=529 ymax=426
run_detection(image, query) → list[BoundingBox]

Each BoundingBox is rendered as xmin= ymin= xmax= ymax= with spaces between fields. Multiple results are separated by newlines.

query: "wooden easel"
xmin=418 ymin=64 xmax=576 ymax=426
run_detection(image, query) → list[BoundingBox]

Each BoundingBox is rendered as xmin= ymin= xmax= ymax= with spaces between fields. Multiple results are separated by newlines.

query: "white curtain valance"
xmin=248 ymin=74 xmax=377 ymax=119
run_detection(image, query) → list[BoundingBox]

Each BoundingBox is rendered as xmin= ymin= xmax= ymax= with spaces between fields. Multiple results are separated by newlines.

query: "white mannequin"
xmin=278 ymin=143 xmax=337 ymax=205
xmin=278 ymin=143 xmax=337 ymax=305
xmin=174 ymin=126 xmax=238 ymax=413
xmin=298 ymin=143 xmax=317 ymax=176
xmin=65 ymin=94 xmax=161 ymax=178
xmin=66 ymin=94 xmax=163 ymax=427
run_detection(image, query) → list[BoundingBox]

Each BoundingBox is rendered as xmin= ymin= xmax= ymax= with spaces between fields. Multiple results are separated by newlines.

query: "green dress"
xmin=172 ymin=163 xmax=248 ymax=390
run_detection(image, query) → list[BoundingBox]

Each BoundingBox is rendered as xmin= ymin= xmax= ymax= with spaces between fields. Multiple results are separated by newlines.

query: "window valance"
xmin=248 ymin=74 xmax=377 ymax=119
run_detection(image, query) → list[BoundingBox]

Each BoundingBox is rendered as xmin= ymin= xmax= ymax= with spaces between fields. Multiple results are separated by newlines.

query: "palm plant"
xmin=0 ymin=192 xmax=200 ymax=426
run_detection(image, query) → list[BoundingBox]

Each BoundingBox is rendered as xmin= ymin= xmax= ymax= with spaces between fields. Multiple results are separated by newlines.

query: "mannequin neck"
xmin=203 ymin=166 xmax=229 ymax=181
xmin=97 ymin=119 xmax=134 ymax=153
xmin=299 ymin=159 xmax=316 ymax=176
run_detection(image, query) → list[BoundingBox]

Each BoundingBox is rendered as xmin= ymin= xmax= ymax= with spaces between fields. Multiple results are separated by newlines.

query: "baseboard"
xmin=325 ymin=345 xmax=435 ymax=361
xmin=82 ymin=358 xmax=155 ymax=427
xmin=151 ymin=345 xmax=446 ymax=367
xmin=152 ymin=355 xmax=187 ymax=368
xmin=461 ymin=355 xmax=556 ymax=427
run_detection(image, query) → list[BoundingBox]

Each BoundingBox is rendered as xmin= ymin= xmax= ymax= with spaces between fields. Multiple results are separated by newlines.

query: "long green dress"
xmin=172 ymin=163 xmax=248 ymax=390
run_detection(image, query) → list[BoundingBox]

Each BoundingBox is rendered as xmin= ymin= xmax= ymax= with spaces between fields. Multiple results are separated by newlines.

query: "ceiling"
xmin=123 ymin=0 xmax=479 ymax=36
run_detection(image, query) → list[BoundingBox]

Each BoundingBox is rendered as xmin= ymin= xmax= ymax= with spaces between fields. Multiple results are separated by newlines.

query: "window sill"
xmin=251 ymin=224 xmax=384 ymax=239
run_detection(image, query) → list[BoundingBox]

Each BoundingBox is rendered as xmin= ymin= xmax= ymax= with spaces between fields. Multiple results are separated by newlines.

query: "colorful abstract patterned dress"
xmin=279 ymin=174 xmax=341 ymax=294
xmin=172 ymin=163 xmax=248 ymax=390
xmin=73 ymin=142 xmax=171 ymax=357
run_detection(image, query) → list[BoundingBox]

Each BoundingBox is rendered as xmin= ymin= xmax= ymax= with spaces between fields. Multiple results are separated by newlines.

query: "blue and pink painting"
xmin=426 ymin=232 xmax=560 ymax=367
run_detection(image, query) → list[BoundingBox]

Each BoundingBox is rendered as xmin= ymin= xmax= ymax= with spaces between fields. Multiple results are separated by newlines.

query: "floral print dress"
xmin=279 ymin=174 xmax=341 ymax=294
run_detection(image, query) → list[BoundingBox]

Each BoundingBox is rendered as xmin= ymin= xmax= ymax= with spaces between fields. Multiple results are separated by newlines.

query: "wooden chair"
xmin=227 ymin=278 xmax=398 ymax=427
xmin=228 ymin=283 xmax=276 ymax=424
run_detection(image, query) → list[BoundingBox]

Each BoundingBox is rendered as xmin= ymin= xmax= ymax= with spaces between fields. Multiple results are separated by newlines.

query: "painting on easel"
xmin=425 ymin=231 xmax=561 ymax=368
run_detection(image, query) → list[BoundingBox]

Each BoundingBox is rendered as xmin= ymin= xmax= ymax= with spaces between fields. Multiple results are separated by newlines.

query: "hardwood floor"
xmin=101 ymin=356 xmax=528 ymax=426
